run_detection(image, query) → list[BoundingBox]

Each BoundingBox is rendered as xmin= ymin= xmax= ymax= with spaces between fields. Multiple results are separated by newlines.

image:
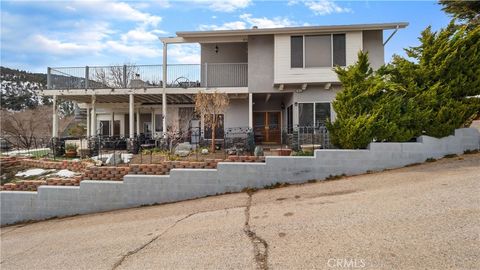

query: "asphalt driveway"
xmin=1 ymin=153 xmax=479 ymax=270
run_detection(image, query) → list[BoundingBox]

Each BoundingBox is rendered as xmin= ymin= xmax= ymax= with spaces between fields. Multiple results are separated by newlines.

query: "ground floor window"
xmin=100 ymin=120 xmax=120 ymax=136
xmin=298 ymin=102 xmax=331 ymax=127
xmin=100 ymin=120 xmax=110 ymax=136
xmin=155 ymin=114 xmax=162 ymax=132
xmin=204 ymin=114 xmax=225 ymax=139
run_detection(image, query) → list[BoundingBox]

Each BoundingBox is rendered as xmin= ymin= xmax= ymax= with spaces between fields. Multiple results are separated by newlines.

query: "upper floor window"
xmin=291 ymin=34 xmax=346 ymax=68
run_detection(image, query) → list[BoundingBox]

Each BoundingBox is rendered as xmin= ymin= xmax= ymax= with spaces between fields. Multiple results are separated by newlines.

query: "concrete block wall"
xmin=1 ymin=128 xmax=479 ymax=225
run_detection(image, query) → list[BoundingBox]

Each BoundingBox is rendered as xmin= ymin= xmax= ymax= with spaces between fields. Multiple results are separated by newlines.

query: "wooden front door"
xmin=253 ymin=112 xmax=281 ymax=144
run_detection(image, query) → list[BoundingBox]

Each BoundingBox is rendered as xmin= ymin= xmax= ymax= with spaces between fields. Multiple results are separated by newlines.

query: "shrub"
xmin=328 ymin=22 xmax=480 ymax=149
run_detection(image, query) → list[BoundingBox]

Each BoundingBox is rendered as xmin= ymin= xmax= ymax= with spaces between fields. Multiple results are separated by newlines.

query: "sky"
xmin=0 ymin=0 xmax=453 ymax=73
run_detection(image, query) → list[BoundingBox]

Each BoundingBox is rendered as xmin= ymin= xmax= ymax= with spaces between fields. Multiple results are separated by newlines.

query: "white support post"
xmin=52 ymin=95 xmax=58 ymax=138
xmin=86 ymin=107 xmax=91 ymax=137
xmin=129 ymin=94 xmax=134 ymax=138
xmin=110 ymin=111 xmax=114 ymax=136
xmin=91 ymin=96 xmax=96 ymax=137
xmin=136 ymin=108 xmax=140 ymax=136
xmin=162 ymin=42 xmax=167 ymax=135
xmin=248 ymin=93 xmax=253 ymax=129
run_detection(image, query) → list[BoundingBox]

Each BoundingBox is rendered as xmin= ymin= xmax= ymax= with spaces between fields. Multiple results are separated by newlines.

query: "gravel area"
xmin=1 ymin=153 xmax=479 ymax=270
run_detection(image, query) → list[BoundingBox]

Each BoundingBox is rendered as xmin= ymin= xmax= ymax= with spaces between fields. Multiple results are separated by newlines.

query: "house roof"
xmin=175 ymin=22 xmax=409 ymax=38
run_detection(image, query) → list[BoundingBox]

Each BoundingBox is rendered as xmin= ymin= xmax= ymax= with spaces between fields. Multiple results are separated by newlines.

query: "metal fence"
xmin=0 ymin=125 xmax=332 ymax=163
xmin=47 ymin=63 xmax=248 ymax=90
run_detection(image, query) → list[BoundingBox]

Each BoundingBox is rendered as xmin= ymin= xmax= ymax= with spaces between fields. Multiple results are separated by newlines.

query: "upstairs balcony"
xmin=47 ymin=63 xmax=248 ymax=90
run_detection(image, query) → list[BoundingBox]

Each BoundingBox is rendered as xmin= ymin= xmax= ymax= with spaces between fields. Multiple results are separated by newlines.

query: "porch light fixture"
xmin=215 ymin=45 xmax=219 ymax=54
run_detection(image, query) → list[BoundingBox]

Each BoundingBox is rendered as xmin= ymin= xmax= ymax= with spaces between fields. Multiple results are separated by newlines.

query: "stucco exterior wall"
xmin=2 ymin=128 xmax=478 ymax=225
xmin=248 ymin=35 xmax=276 ymax=93
xmin=363 ymin=30 xmax=384 ymax=70
xmin=224 ymin=98 xmax=249 ymax=128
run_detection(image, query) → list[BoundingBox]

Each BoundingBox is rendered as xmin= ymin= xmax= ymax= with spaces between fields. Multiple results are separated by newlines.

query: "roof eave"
xmin=176 ymin=22 xmax=409 ymax=38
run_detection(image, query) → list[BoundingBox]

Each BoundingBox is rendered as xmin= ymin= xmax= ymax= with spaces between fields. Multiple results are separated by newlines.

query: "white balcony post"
xmin=248 ymin=93 xmax=253 ymax=129
xmin=136 ymin=108 xmax=140 ymax=136
xmin=91 ymin=95 xmax=96 ymax=137
xmin=52 ymin=95 xmax=58 ymax=138
xmin=110 ymin=111 xmax=114 ymax=136
xmin=129 ymin=94 xmax=134 ymax=138
xmin=162 ymin=42 xmax=167 ymax=134
xmin=86 ymin=107 xmax=91 ymax=137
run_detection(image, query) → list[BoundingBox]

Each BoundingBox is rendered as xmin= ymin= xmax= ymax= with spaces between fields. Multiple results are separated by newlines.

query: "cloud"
xmin=198 ymin=14 xmax=299 ymax=30
xmin=292 ymin=0 xmax=352 ymax=15
xmin=105 ymin=40 xmax=161 ymax=58
xmin=191 ymin=0 xmax=251 ymax=12
xmin=64 ymin=1 xmax=162 ymax=26
xmin=31 ymin=35 xmax=103 ymax=55
xmin=121 ymin=28 xmax=166 ymax=43
xmin=198 ymin=21 xmax=247 ymax=30
xmin=239 ymin=14 xmax=296 ymax=28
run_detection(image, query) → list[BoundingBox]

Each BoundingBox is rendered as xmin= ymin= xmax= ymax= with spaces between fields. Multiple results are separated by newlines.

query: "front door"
xmin=253 ymin=112 xmax=281 ymax=144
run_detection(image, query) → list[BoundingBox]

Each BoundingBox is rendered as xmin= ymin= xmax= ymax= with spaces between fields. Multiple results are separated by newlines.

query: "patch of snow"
xmin=15 ymin=168 xmax=54 ymax=177
xmin=54 ymin=169 xmax=78 ymax=178
xmin=121 ymin=153 xmax=133 ymax=163
xmin=3 ymin=148 xmax=50 ymax=156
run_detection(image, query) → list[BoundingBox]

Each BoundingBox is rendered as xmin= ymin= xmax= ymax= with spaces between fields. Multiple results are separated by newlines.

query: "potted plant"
xmin=65 ymin=143 xmax=78 ymax=158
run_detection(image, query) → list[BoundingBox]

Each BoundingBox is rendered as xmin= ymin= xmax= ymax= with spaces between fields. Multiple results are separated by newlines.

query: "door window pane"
xmin=305 ymin=35 xmax=332 ymax=68
xmin=315 ymin=103 xmax=331 ymax=126
xmin=268 ymin=112 xmax=279 ymax=129
xmin=291 ymin=36 xmax=303 ymax=68
xmin=299 ymin=103 xmax=314 ymax=126
xmin=333 ymin=34 xmax=346 ymax=66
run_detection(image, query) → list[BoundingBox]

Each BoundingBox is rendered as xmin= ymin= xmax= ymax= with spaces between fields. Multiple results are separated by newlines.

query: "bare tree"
xmin=194 ymin=91 xmax=230 ymax=152
xmin=1 ymin=106 xmax=72 ymax=149
xmin=93 ymin=64 xmax=139 ymax=88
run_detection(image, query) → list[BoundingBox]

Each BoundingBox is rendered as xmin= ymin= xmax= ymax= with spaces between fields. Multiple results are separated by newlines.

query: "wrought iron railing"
xmin=47 ymin=63 xmax=248 ymax=90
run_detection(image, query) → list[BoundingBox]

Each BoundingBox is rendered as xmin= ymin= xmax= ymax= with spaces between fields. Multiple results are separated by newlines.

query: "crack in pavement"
xmin=111 ymin=205 xmax=246 ymax=270
xmin=244 ymin=192 xmax=269 ymax=270
xmin=111 ymin=212 xmax=195 ymax=270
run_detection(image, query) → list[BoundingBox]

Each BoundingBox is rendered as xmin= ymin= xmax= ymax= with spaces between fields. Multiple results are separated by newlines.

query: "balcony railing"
xmin=47 ymin=63 xmax=248 ymax=90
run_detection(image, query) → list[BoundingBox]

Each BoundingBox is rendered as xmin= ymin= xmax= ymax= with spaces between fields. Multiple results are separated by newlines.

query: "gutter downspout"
xmin=383 ymin=25 xmax=400 ymax=46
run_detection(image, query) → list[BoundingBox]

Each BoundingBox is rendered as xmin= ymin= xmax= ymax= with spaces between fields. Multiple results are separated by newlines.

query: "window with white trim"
xmin=291 ymin=34 xmax=346 ymax=68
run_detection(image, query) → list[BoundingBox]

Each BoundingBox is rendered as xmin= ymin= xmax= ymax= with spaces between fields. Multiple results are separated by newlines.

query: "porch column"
xmin=136 ymin=108 xmax=140 ymax=136
xmin=52 ymin=95 xmax=58 ymax=138
xmin=91 ymin=95 xmax=96 ymax=137
xmin=248 ymin=93 xmax=253 ymax=129
xmin=129 ymin=94 xmax=134 ymax=138
xmin=110 ymin=111 xmax=114 ymax=136
xmin=86 ymin=107 xmax=91 ymax=137
xmin=162 ymin=42 xmax=167 ymax=134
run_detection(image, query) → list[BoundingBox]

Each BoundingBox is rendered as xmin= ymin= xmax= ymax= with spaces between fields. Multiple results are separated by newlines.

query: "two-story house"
xmin=44 ymin=22 xmax=407 ymax=145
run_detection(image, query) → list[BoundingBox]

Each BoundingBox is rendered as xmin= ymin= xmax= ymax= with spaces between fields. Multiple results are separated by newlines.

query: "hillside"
xmin=0 ymin=66 xmax=74 ymax=115
xmin=0 ymin=66 xmax=51 ymax=111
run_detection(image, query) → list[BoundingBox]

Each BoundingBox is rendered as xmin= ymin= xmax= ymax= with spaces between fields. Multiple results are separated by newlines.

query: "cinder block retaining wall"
xmin=1 ymin=128 xmax=479 ymax=225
